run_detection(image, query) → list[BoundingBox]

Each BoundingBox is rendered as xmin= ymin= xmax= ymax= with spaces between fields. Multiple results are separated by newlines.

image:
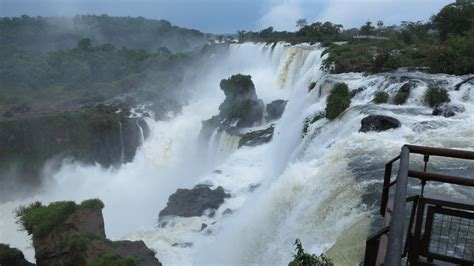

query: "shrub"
xmin=425 ymin=86 xmax=450 ymax=107
xmin=325 ymin=83 xmax=351 ymax=120
xmin=373 ymin=91 xmax=389 ymax=104
xmin=394 ymin=91 xmax=409 ymax=105
xmin=80 ymin=199 xmax=105 ymax=210
xmin=16 ymin=201 xmax=77 ymax=237
xmin=288 ymin=239 xmax=333 ymax=266
xmin=90 ymin=253 xmax=136 ymax=266
xmin=0 ymin=243 xmax=25 ymax=265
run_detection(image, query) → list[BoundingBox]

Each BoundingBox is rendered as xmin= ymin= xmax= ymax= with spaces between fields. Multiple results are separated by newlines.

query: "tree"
xmin=360 ymin=21 xmax=375 ymax=35
xmin=431 ymin=3 xmax=474 ymax=40
xmin=296 ymin=18 xmax=308 ymax=29
xmin=77 ymin=38 xmax=92 ymax=51
xmin=377 ymin=21 xmax=384 ymax=36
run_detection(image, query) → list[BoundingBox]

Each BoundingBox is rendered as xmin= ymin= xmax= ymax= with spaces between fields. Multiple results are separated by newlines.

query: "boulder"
xmin=359 ymin=115 xmax=401 ymax=133
xmin=16 ymin=199 xmax=161 ymax=266
xmin=238 ymin=125 xmax=274 ymax=148
xmin=350 ymin=86 xmax=367 ymax=97
xmin=432 ymin=102 xmax=465 ymax=117
xmin=159 ymin=186 xmax=230 ymax=218
xmin=0 ymin=243 xmax=34 ymax=266
xmin=265 ymin=100 xmax=287 ymax=121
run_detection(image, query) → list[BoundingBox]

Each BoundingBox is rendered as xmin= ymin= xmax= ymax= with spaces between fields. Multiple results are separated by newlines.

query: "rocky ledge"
xmin=12 ymin=199 xmax=161 ymax=266
xmin=159 ymin=186 xmax=230 ymax=218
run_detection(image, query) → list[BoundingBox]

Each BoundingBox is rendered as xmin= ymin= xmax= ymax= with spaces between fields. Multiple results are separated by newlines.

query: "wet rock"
xmin=359 ymin=115 xmax=401 ymax=132
xmin=303 ymin=111 xmax=325 ymax=137
xmin=453 ymin=76 xmax=474 ymax=91
xmin=249 ymin=184 xmax=261 ymax=192
xmin=350 ymin=86 xmax=367 ymax=97
xmin=213 ymin=170 xmax=222 ymax=174
xmin=265 ymin=100 xmax=287 ymax=121
xmin=393 ymin=82 xmax=414 ymax=105
xmin=238 ymin=125 xmax=274 ymax=148
xmin=0 ymin=243 xmax=34 ymax=266
xmin=200 ymin=223 xmax=208 ymax=231
xmin=159 ymin=186 xmax=230 ymax=218
xmin=172 ymin=242 xmax=193 ymax=248
xmin=432 ymin=102 xmax=465 ymax=117
xmin=223 ymin=208 xmax=233 ymax=215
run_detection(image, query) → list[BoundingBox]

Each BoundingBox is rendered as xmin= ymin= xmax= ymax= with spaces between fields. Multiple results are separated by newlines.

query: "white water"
xmin=1 ymin=42 xmax=473 ymax=265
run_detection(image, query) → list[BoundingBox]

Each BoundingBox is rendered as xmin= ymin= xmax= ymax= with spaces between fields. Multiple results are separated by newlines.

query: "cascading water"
xmin=0 ymin=42 xmax=473 ymax=265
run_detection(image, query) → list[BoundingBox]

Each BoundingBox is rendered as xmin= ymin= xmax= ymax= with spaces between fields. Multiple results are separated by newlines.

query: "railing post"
xmin=384 ymin=146 xmax=410 ymax=265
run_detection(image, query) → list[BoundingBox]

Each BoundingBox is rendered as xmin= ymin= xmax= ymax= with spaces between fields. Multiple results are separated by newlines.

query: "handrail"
xmin=381 ymin=145 xmax=474 ymax=266
xmin=384 ymin=146 xmax=410 ymax=266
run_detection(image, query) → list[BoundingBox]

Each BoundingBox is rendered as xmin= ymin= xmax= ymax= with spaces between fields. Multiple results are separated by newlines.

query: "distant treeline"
xmin=0 ymin=15 xmax=209 ymax=53
xmin=0 ymin=38 xmax=192 ymax=107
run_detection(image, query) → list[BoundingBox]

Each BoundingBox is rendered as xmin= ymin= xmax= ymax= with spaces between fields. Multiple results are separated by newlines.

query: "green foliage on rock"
xmin=373 ymin=91 xmax=389 ymax=104
xmin=80 ymin=199 xmax=105 ymax=210
xmin=15 ymin=199 xmax=105 ymax=237
xmin=16 ymin=201 xmax=77 ymax=237
xmin=394 ymin=90 xmax=410 ymax=105
xmin=424 ymin=86 xmax=450 ymax=107
xmin=219 ymin=74 xmax=255 ymax=97
xmin=325 ymin=83 xmax=351 ymax=120
xmin=288 ymin=239 xmax=334 ymax=266
xmin=0 ymin=243 xmax=25 ymax=264
xmin=89 ymin=253 xmax=136 ymax=266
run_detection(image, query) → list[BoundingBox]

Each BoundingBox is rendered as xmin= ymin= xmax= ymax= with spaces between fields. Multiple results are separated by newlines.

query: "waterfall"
xmin=118 ymin=121 xmax=125 ymax=164
xmin=136 ymin=120 xmax=145 ymax=145
xmin=1 ymin=42 xmax=473 ymax=265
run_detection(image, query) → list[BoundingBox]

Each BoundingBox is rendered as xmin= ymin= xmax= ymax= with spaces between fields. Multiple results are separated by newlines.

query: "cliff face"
xmin=0 ymin=105 xmax=149 ymax=200
xmin=15 ymin=199 xmax=161 ymax=266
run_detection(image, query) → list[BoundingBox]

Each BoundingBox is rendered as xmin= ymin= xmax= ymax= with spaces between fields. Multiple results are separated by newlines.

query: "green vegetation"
xmin=90 ymin=253 xmax=136 ymax=266
xmin=220 ymin=74 xmax=255 ymax=97
xmin=320 ymin=2 xmax=473 ymax=75
xmin=394 ymin=89 xmax=410 ymax=105
xmin=0 ymin=39 xmax=189 ymax=107
xmin=69 ymin=232 xmax=104 ymax=254
xmin=424 ymin=86 xmax=450 ymax=107
xmin=0 ymin=15 xmax=207 ymax=53
xmin=288 ymin=239 xmax=333 ymax=266
xmin=0 ymin=243 xmax=25 ymax=264
xmin=238 ymin=21 xmax=349 ymax=44
xmin=373 ymin=91 xmax=389 ymax=104
xmin=15 ymin=199 xmax=105 ymax=237
xmin=80 ymin=199 xmax=105 ymax=210
xmin=325 ymin=83 xmax=351 ymax=120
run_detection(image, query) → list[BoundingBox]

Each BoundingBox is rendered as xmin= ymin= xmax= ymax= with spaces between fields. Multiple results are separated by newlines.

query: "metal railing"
xmin=364 ymin=145 xmax=474 ymax=265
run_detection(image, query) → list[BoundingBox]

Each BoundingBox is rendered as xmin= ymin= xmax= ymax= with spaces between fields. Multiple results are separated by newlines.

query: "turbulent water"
xmin=1 ymin=42 xmax=473 ymax=265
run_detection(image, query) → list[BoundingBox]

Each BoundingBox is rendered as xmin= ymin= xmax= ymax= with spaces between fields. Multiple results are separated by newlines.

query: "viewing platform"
xmin=364 ymin=145 xmax=474 ymax=266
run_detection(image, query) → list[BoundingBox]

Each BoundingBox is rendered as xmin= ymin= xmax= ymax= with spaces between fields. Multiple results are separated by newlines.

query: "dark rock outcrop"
xmin=159 ymin=186 xmax=230 ymax=218
xmin=238 ymin=126 xmax=274 ymax=148
xmin=393 ymin=82 xmax=414 ymax=105
xmin=432 ymin=102 xmax=465 ymax=117
xmin=350 ymin=86 xmax=367 ymax=97
xmin=16 ymin=199 xmax=161 ymax=266
xmin=359 ymin=115 xmax=401 ymax=132
xmin=454 ymin=76 xmax=474 ymax=91
xmin=0 ymin=243 xmax=34 ymax=266
xmin=303 ymin=111 xmax=325 ymax=137
xmin=199 ymin=74 xmax=264 ymax=146
xmin=265 ymin=100 xmax=287 ymax=121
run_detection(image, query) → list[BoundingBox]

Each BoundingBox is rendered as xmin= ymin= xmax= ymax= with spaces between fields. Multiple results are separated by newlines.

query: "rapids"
xmin=0 ymin=42 xmax=473 ymax=265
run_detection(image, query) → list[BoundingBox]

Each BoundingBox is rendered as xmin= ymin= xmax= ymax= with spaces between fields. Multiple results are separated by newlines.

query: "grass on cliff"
xmin=325 ymin=83 xmax=351 ymax=120
xmin=373 ymin=91 xmax=389 ymax=104
xmin=16 ymin=199 xmax=104 ymax=237
xmin=90 ymin=253 xmax=136 ymax=266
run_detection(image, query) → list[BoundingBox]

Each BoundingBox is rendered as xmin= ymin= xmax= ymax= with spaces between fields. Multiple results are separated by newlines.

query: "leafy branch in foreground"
xmin=289 ymin=239 xmax=334 ymax=266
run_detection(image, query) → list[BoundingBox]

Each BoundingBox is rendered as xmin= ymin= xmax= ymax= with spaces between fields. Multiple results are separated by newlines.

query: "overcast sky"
xmin=0 ymin=0 xmax=453 ymax=33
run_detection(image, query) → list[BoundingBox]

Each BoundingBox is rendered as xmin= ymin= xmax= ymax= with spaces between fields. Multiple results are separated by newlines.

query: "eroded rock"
xmin=359 ymin=115 xmax=401 ymax=132
xmin=432 ymin=102 xmax=465 ymax=117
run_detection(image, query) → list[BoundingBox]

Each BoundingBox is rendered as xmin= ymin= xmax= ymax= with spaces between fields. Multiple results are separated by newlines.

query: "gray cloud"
xmin=0 ymin=0 xmax=454 ymax=33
